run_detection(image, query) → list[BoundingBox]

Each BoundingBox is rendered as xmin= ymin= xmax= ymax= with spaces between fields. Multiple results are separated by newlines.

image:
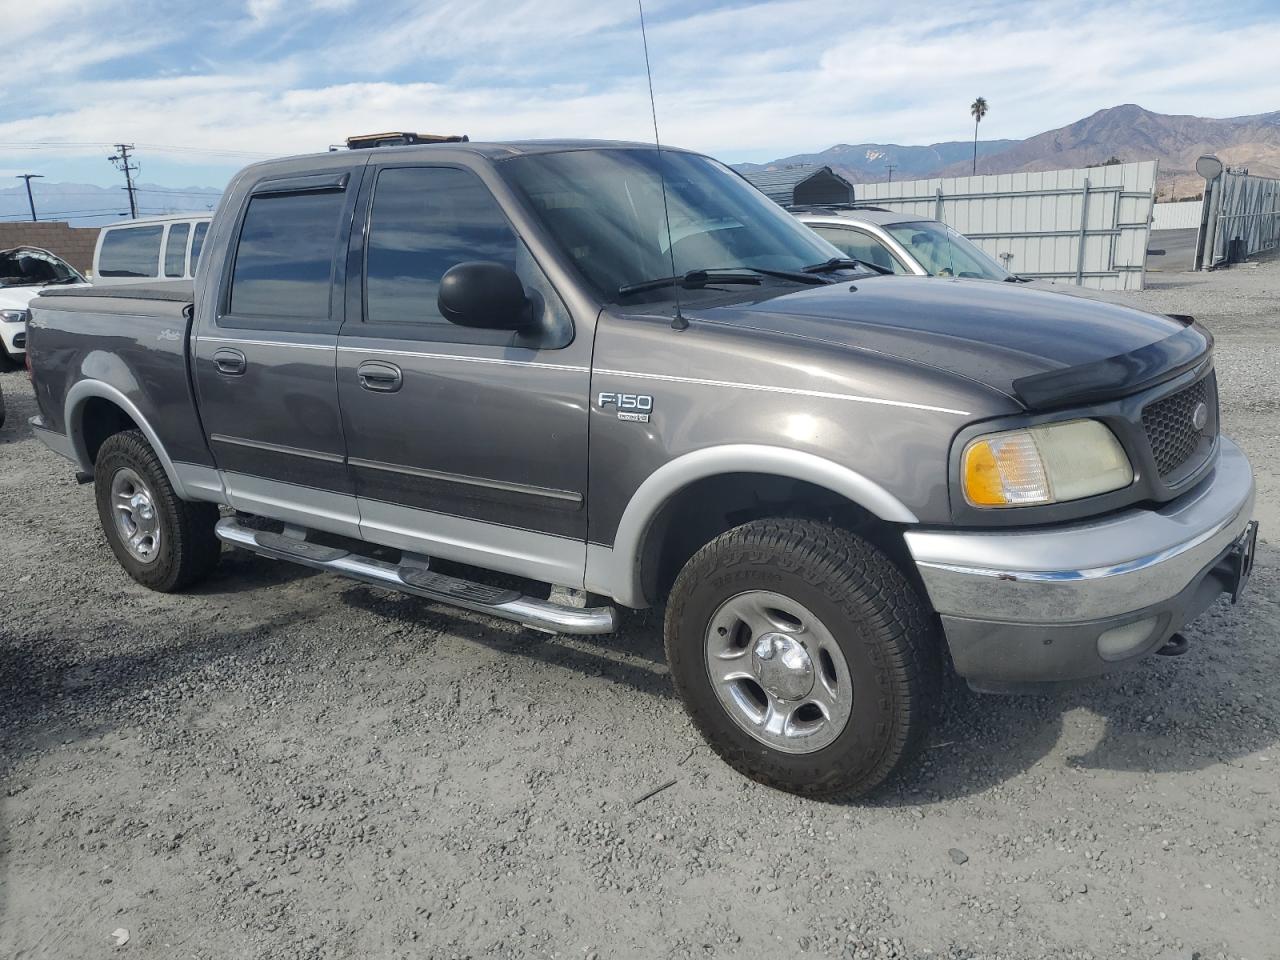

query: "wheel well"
xmin=78 ymin=397 xmax=139 ymax=464
xmin=638 ymin=472 xmax=923 ymax=606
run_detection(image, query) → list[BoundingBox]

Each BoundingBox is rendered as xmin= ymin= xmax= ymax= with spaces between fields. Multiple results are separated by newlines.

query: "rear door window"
xmin=98 ymin=225 xmax=164 ymax=278
xmin=228 ymin=190 xmax=346 ymax=320
xmin=164 ymin=223 xmax=191 ymax=278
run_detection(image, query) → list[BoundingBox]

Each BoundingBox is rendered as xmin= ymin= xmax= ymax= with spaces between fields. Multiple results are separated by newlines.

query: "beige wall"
xmin=0 ymin=221 xmax=102 ymax=274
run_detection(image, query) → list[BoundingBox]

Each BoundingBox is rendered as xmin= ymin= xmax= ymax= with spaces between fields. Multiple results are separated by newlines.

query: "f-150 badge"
xmin=598 ymin=392 xmax=653 ymax=423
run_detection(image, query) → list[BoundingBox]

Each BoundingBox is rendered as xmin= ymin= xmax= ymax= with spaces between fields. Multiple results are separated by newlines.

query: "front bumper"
xmin=905 ymin=436 xmax=1256 ymax=688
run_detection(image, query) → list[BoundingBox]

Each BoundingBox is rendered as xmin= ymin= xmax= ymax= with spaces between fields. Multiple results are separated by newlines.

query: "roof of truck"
xmin=262 ymin=139 xmax=683 ymax=168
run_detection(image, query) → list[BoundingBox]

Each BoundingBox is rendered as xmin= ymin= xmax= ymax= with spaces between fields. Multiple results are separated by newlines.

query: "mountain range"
xmin=0 ymin=181 xmax=221 ymax=229
xmin=735 ymin=104 xmax=1280 ymax=199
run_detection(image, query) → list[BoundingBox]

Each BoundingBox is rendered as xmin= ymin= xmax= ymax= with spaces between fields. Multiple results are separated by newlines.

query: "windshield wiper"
xmin=1003 ymin=274 xmax=1033 ymax=283
xmin=733 ymin=265 xmax=832 ymax=285
xmin=45 ymin=276 xmax=82 ymax=285
xmin=803 ymin=256 xmax=892 ymax=276
xmin=618 ymin=270 xmax=764 ymax=296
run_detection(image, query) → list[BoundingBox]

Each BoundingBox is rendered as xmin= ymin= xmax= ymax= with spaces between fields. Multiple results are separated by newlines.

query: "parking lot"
xmin=1 ymin=263 xmax=1277 ymax=960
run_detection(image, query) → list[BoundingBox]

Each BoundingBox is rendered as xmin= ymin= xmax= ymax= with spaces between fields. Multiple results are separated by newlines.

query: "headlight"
xmin=962 ymin=419 xmax=1133 ymax=507
xmin=1 ymin=309 xmax=30 ymax=323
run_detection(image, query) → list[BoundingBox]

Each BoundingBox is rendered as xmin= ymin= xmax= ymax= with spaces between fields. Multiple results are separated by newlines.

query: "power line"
xmin=0 ymin=139 xmax=273 ymax=159
xmin=107 ymin=144 xmax=139 ymax=218
xmin=0 ymin=211 xmax=128 ymax=222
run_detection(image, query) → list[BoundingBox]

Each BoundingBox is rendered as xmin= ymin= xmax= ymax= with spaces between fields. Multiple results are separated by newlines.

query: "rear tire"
xmin=94 ymin=430 xmax=221 ymax=591
xmin=664 ymin=518 xmax=940 ymax=800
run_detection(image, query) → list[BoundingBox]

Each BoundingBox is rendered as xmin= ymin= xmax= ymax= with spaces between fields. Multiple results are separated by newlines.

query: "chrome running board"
xmin=215 ymin=518 xmax=617 ymax=635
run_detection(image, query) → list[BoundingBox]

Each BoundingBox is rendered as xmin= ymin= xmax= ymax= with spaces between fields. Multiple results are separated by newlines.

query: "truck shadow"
xmin=338 ymin=586 xmax=674 ymax=702
xmin=875 ymin=566 xmax=1279 ymax=805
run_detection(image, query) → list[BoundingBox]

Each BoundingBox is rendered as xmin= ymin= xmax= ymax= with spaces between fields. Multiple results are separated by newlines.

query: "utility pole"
xmin=15 ymin=174 xmax=43 ymax=221
xmin=108 ymin=143 xmax=139 ymax=218
xmin=885 ymin=163 xmax=896 ymax=183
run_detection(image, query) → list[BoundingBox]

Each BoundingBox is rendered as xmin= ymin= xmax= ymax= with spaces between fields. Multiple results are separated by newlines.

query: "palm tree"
xmin=970 ymin=97 xmax=989 ymax=174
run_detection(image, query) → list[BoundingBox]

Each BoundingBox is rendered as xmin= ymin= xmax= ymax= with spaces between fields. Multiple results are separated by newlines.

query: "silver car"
xmin=794 ymin=207 xmax=1014 ymax=280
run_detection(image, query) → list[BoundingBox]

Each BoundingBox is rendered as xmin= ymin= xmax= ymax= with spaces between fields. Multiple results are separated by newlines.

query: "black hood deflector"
xmin=1011 ymin=323 xmax=1211 ymax=410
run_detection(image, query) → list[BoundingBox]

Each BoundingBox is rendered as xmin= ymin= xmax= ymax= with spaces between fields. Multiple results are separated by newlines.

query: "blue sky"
xmin=2 ymin=0 xmax=1279 ymax=200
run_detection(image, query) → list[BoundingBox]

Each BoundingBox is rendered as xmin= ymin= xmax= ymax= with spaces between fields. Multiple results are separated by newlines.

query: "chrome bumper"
xmin=905 ymin=436 xmax=1256 ymax=685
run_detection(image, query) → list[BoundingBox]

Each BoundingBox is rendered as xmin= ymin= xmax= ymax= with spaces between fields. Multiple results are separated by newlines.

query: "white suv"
xmin=91 ymin=213 xmax=212 ymax=284
xmin=0 ymin=246 xmax=87 ymax=365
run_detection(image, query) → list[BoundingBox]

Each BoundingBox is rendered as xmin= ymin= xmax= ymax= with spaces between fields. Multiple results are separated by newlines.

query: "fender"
xmin=64 ymin=379 xmax=193 ymax=499
xmin=584 ymin=444 xmax=919 ymax=608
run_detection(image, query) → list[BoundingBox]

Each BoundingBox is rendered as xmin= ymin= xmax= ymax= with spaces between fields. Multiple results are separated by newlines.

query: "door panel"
xmin=195 ymin=333 xmax=349 ymax=494
xmin=194 ymin=166 xmax=358 ymax=501
xmin=338 ymin=341 xmax=589 ymax=538
xmin=336 ymin=163 xmax=591 ymax=575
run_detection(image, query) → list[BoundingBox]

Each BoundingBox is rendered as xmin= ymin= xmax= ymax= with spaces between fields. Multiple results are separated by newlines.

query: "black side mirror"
xmin=438 ymin=261 xmax=532 ymax=330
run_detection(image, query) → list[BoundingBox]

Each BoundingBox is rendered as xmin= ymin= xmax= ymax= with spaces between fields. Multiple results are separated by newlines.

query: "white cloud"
xmin=1 ymin=0 xmax=1278 ymax=181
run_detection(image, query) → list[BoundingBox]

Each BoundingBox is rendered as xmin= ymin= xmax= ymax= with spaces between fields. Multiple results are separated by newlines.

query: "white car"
xmin=0 ymin=246 xmax=88 ymax=365
xmin=793 ymin=207 xmax=1016 ymax=280
xmin=92 ymin=213 xmax=212 ymax=284
xmin=792 ymin=207 xmax=1127 ymax=303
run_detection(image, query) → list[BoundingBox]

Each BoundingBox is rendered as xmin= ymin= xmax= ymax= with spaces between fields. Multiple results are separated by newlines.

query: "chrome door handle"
xmin=212 ymin=348 xmax=246 ymax=376
xmin=357 ymin=360 xmax=402 ymax=392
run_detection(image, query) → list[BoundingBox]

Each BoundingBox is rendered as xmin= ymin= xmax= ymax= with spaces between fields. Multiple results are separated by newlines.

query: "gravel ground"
xmin=2 ymin=262 xmax=1278 ymax=960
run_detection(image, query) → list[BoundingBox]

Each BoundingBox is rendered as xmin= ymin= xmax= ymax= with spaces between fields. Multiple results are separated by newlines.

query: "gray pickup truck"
xmin=27 ymin=139 xmax=1257 ymax=798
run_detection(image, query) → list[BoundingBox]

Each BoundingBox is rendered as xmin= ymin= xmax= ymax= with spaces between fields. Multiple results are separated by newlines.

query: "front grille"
xmin=1142 ymin=372 xmax=1217 ymax=478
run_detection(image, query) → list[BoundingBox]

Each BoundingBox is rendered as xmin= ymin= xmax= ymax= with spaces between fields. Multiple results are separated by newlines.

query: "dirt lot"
xmin=2 ymin=262 xmax=1278 ymax=960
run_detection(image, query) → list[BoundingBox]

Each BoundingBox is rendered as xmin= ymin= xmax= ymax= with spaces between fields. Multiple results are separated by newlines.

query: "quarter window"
xmin=98 ymin=225 xmax=164 ymax=278
xmin=229 ymin=190 xmax=345 ymax=319
xmin=164 ymin=222 xmax=190 ymax=278
xmin=365 ymin=167 xmax=519 ymax=327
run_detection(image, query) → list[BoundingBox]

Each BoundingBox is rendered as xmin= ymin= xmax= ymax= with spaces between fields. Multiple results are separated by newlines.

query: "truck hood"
xmin=691 ymin=276 xmax=1204 ymax=409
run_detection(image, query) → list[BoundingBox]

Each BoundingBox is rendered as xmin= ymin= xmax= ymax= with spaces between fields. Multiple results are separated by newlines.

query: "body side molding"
xmin=586 ymin=444 xmax=920 ymax=608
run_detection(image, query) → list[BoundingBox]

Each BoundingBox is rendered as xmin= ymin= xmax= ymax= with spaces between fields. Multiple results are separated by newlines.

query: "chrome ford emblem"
xmin=1192 ymin=401 xmax=1209 ymax=431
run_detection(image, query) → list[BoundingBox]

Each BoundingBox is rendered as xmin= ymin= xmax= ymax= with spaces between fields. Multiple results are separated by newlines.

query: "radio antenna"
xmin=637 ymin=0 xmax=687 ymax=330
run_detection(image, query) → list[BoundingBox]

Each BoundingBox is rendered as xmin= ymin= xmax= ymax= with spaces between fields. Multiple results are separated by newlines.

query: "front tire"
xmin=94 ymin=430 xmax=221 ymax=591
xmin=664 ymin=518 xmax=941 ymax=800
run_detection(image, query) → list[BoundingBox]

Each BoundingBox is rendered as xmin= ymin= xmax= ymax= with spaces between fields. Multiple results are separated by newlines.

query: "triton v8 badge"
xmin=598 ymin=392 xmax=654 ymax=423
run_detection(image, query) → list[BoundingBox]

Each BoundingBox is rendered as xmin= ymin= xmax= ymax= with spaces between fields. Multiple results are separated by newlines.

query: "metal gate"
xmin=1196 ymin=169 xmax=1280 ymax=270
xmin=850 ymin=161 xmax=1158 ymax=290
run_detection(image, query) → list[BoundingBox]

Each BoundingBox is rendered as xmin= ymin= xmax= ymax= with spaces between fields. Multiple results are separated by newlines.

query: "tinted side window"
xmin=229 ymin=190 xmax=345 ymax=319
xmin=164 ymin=223 xmax=190 ymax=277
xmin=366 ymin=167 xmax=518 ymax=326
xmin=810 ymin=226 xmax=907 ymax=274
xmin=99 ymin=226 xmax=164 ymax=278
xmin=190 ymin=221 xmax=209 ymax=270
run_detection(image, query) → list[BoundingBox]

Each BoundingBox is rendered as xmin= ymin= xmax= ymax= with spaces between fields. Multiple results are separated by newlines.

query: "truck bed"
xmin=27 ymin=279 xmax=211 ymax=469
xmin=39 ymin=280 xmax=194 ymax=303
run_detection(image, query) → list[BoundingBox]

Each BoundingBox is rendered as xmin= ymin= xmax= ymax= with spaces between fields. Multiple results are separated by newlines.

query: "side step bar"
xmin=214 ymin=518 xmax=617 ymax=636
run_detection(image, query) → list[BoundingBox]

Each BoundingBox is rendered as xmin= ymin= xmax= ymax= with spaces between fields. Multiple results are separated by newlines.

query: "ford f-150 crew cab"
xmin=26 ymin=140 xmax=1258 ymax=799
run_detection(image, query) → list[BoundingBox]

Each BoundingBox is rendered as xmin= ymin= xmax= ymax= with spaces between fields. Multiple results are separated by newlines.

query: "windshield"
xmin=0 ymin=247 xmax=85 ymax=287
xmin=884 ymin=221 xmax=1008 ymax=280
xmin=500 ymin=149 xmax=849 ymax=302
